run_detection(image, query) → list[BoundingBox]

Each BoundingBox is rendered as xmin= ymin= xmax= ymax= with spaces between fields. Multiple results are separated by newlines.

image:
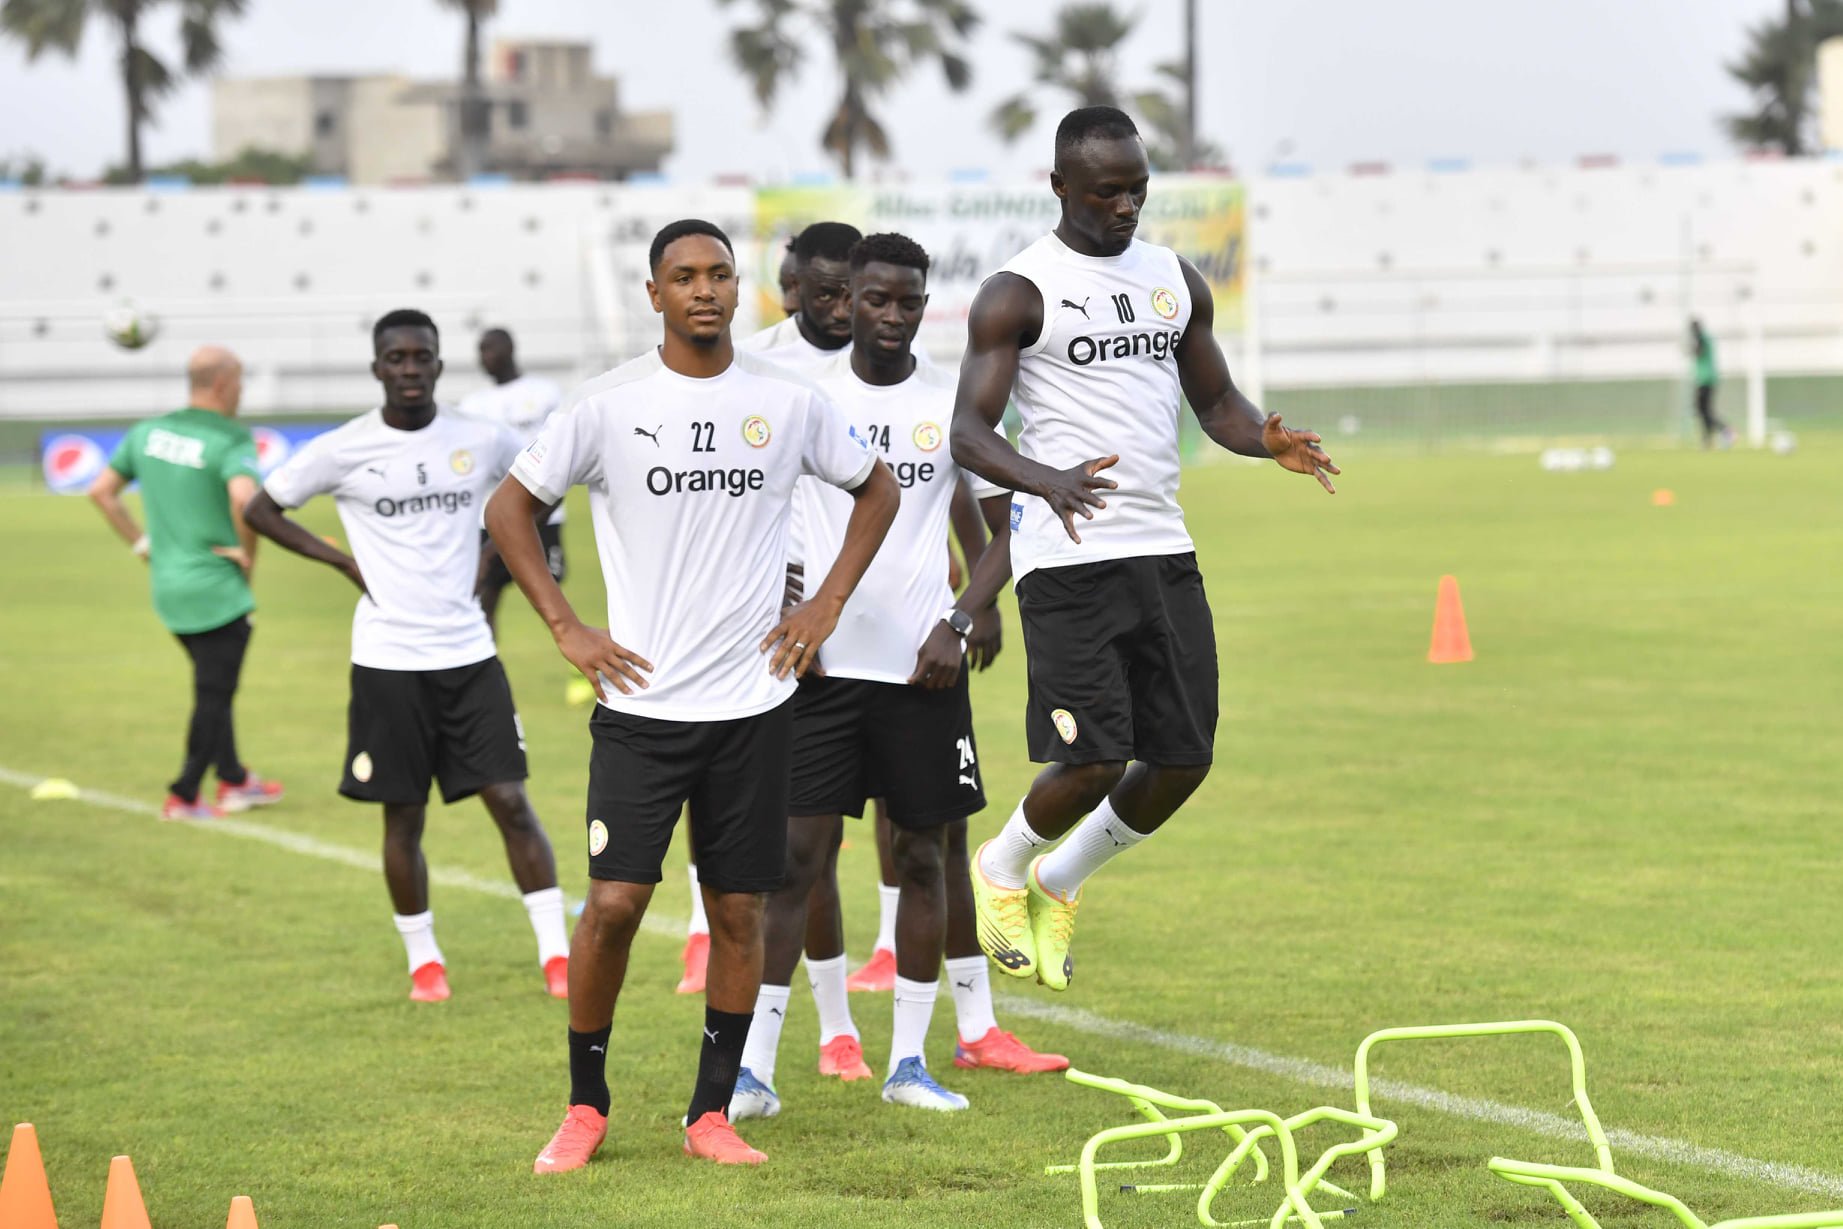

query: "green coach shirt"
xmin=108 ymin=408 xmax=261 ymax=635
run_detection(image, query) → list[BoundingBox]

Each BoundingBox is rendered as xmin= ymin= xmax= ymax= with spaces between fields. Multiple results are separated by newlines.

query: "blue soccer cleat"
xmin=880 ymin=1057 xmax=969 ymax=1112
xmin=728 ymin=1067 xmax=781 ymax=1121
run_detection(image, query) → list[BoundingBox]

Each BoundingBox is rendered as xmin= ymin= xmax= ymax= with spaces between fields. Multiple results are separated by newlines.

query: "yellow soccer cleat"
xmin=971 ymin=840 xmax=1037 ymax=979
xmin=1027 ymin=856 xmax=1080 ymax=992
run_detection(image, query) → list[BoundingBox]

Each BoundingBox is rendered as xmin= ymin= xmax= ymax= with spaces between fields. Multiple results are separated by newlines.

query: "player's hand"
xmin=337 ymin=555 xmax=369 ymax=595
xmin=557 ymin=619 xmax=653 ymax=701
xmin=965 ymin=606 xmax=1002 ymax=671
xmin=762 ymin=598 xmax=839 ymax=680
xmin=1262 ymin=414 xmax=1340 ymax=494
xmin=908 ymin=622 xmax=965 ymax=691
xmin=211 ymin=544 xmax=252 ymax=577
xmin=1039 ymin=455 xmax=1119 ymax=543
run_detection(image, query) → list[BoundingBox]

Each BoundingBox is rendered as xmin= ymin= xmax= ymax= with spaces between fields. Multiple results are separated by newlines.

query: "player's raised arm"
xmin=950 ymin=273 xmax=1119 ymax=543
xmin=1175 ymin=257 xmax=1339 ymax=493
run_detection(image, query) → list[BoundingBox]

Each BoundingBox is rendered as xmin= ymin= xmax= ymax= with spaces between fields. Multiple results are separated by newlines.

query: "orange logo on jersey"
xmin=742 ymin=416 xmax=772 ymax=448
xmin=913 ymin=421 xmax=943 ymax=452
xmin=450 ymin=448 xmax=475 ymax=475
xmin=1150 ymin=287 xmax=1180 ymax=320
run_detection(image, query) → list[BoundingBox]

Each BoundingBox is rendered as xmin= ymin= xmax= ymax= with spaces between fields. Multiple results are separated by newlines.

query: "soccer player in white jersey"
xmin=730 ymin=232 xmax=1069 ymax=1124
xmin=457 ymin=327 xmax=566 ymax=636
xmin=741 ymin=221 xmax=993 ymax=1003
xmin=487 ymin=220 xmax=898 ymax=1171
xmin=244 ymin=309 xmax=572 ymax=1005
xmin=951 ymin=107 xmax=1340 ymax=991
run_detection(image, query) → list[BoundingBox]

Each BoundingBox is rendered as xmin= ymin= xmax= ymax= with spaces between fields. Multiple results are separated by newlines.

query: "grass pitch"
xmin=3 ymin=438 xmax=1841 ymax=1228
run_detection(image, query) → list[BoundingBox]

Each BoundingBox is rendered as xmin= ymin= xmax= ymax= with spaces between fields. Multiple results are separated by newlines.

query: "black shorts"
xmin=585 ymin=701 xmax=793 ymax=893
xmin=480 ymin=522 xmax=565 ymax=592
xmin=1016 ymin=552 xmax=1218 ymax=766
xmin=339 ymin=658 xmax=529 ymax=805
xmin=788 ymin=672 xmax=986 ymax=830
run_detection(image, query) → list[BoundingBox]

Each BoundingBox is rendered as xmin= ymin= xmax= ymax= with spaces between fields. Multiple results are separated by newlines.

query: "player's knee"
xmin=891 ymin=826 xmax=947 ymax=888
xmin=1068 ymin=760 xmax=1127 ymax=808
xmin=783 ymin=815 xmax=836 ymax=881
xmin=382 ymin=804 xmax=427 ymax=844
xmin=705 ymin=890 xmax=764 ymax=941
xmin=581 ymin=880 xmax=647 ymax=940
xmin=1154 ymin=761 xmax=1212 ymax=794
xmin=480 ymin=782 xmax=540 ymax=832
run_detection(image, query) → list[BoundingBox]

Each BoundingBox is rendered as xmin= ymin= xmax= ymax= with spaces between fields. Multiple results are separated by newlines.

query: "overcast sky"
xmin=0 ymin=0 xmax=1784 ymax=182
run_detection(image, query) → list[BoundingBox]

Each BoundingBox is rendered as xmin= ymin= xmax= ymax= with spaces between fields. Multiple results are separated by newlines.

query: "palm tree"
xmin=435 ymin=0 xmax=497 ymax=181
xmin=1725 ymin=0 xmax=1843 ymax=155
xmin=989 ymin=1 xmax=1221 ymax=172
xmin=1 ymin=0 xmax=247 ymax=183
xmin=718 ymin=0 xmax=979 ymax=180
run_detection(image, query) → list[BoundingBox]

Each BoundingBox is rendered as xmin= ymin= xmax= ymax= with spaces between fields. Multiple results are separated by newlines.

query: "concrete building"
xmin=211 ymin=39 xmax=673 ymax=184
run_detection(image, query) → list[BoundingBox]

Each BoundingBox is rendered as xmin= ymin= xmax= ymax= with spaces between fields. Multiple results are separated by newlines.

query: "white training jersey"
xmin=262 ymin=409 xmax=522 ymax=671
xmin=457 ymin=373 xmax=567 ymax=525
xmin=509 ymin=348 xmax=876 ymax=722
xmin=806 ymin=352 xmax=1002 ymax=684
xmin=995 ymin=232 xmax=1197 ymax=581
xmin=739 ymin=318 xmax=855 ymax=567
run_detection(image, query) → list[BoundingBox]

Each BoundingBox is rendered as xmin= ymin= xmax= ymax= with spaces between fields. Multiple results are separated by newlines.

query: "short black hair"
xmin=479 ymin=326 xmax=513 ymax=347
xmin=794 ymin=221 xmax=862 ymax=266
xmin=373 ymin=308 xmax=438 ymax=351
xmin=850 ymin=232 xmax=930 ymax=278
xmin=1055 ymin=105 xmax=1141 ymax=165
xmin=649 ymin=219 xmax=734 ymax=273
xmin=783 ymin=235 xmax=799 ymax=255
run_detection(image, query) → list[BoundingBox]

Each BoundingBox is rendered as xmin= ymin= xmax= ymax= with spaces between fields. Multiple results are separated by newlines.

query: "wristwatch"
xmin=941 ymin=607 xmax=974 ymax=637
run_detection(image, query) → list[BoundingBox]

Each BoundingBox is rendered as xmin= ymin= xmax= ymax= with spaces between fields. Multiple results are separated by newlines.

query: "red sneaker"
xmin=683 ymin=1111 xmax=766 ymax=1165
xmin=160 ymin=793 xmax=222 ymax=821
xmin=845 ymin=947 xmax=897 ymax=993
xmin=409 ymin=961 xmax=450 ymax=1003
xmin=953 ymin=1026 xmax=1070 ymax=1073
xmin=534 ymin=1104 xmax=608 ymax=1173
xmin=675 ymin=932 xmax=709 ymax=995
xmin=818 ymin=1034 xmax=872 ymax=1081
xmin=543 ymin=955 xmax=569 ymax=1000
xmin=216 ymin=774 xmax=284 ymax=813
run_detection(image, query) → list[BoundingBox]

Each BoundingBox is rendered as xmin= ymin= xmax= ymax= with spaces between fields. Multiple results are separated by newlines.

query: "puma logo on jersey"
xmin=634 ymin=425 xmax=662 ymax=447
xmin=1060 ymin=297 xmax=1091 ymax=319
xmin=365 ymin=465 xmax=386 ymax=478
xmin=959 ymin=773 xmax=977 ymax=788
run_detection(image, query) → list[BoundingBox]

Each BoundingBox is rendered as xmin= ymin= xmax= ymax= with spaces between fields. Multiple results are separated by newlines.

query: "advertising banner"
xmin=40 ymin=422 xmax=341 ymax=494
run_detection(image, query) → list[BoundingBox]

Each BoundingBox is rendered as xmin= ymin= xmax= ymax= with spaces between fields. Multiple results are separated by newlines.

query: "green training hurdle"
xmin=1354 ymin=1019 xmax=1615 ymax=1200
xmin=1488 ymin=1157 xmax=1843 ymax=1229
xmin=1045 ymin=1069 xmax=1273 ymax=1185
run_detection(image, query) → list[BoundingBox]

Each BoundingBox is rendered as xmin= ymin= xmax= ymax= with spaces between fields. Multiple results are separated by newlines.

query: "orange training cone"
xmin=0 ymin=1123 xmax=59 ymax=1229
xmin=226 ymin=1194 xmax=259 ymax=1229
xmin=1428 ymin=575 xmax=1474 ymax=664
xmin=100 ymin=1156 xmax=150 ymax=1229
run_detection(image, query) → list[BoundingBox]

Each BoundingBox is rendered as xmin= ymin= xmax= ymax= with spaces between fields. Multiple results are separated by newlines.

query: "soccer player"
xmin=243 ymin=309 xmax=571 ymax=1004
xmin=490 ymin=220 xmax=897 ymax=1170
xmin=951 ymin=107 xmax=1339 ymax=991
xmin=87 ymin=345 xmax=283 ymax=819
xmin=457 ymin=327 xmax=566 ymax=635
xmin=1688 ymin=318 xmax=1733 ymax=449
xmin=731 ymin=232 xmax=1068 ymax=1124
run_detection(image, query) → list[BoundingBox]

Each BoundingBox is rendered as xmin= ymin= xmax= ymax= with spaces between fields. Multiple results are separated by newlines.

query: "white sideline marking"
xmin=6 ymin=764 xmax=1842 ymax=1199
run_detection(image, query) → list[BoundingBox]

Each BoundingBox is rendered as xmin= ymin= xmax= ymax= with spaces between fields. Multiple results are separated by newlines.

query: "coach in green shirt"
xmin=88 ymin=345 xmax=285 ymax=819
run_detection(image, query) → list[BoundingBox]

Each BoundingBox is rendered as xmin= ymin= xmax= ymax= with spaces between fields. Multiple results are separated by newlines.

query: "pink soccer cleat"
xmin=818 ymin=1034 xmax=873 ymax=1082
xmin=683 ymin=1111 xmax=766 ymax=1165
xmin=534 ymin=1104 xmax=608 ymax=1173
xmin=409 ymin=961 xmax=450 ymax=1003
xmin=953 ymin=1026 xmax=1070 ymax=1074
xmin=676 ymin=932 xmax=709 ymax=995
xmin=543 ymin=955 xmax=569 ymax=1000
xmin=845 ymin=947 xmax=897 ymax=993
xmin=216 ymin=774 xmax=284 ymax=812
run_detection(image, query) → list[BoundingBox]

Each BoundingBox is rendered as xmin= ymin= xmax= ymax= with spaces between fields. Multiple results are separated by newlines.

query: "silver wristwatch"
xmin=941 ymin=607 xmax=974 ymax=637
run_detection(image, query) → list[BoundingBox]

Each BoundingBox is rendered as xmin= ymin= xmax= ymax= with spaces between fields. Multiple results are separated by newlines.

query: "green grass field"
xmin=3 ymin=441 xmax=1841 ymax=1228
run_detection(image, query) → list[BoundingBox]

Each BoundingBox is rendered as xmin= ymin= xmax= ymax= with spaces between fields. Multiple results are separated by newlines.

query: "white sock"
xmin=978 ymin=799 xmax=1052 ymax=890
xmin=889 ymin=976 xmax=939 ymax=1075
xmin=872 ymin=882 xmax=900 ymax=954
xmin=945 ymin=955 xmax=997 ymax=1041
xmin=393 ymin=910 xmax=443 ymax=974
xmin=805 ymin=953 xmax=859 ymax=1043
xmin=686 ymin=862 xmax=709 ymax=937
xmin=521 ymin=887 xmax=569 ymax=966
xmin=741 ymin=983 xmax=791 ymax=1087
xmin=1034 ymin=798 xmax=1147 ymax=899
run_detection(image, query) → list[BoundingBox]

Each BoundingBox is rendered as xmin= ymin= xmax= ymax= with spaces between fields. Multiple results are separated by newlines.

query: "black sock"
xmin=568 ymin=1025 xmax=612 ymax=1115
xmin=685 ymin=1008 xmax=752 ymax=1125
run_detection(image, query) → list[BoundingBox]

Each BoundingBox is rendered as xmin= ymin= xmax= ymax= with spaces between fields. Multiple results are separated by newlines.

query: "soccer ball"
xmin=102 ymin=301 xmax=159 ymax=350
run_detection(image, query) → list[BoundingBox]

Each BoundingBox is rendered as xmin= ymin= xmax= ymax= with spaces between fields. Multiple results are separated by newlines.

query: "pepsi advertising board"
xmin=40 ymin=423 xmax=340 ymax=494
